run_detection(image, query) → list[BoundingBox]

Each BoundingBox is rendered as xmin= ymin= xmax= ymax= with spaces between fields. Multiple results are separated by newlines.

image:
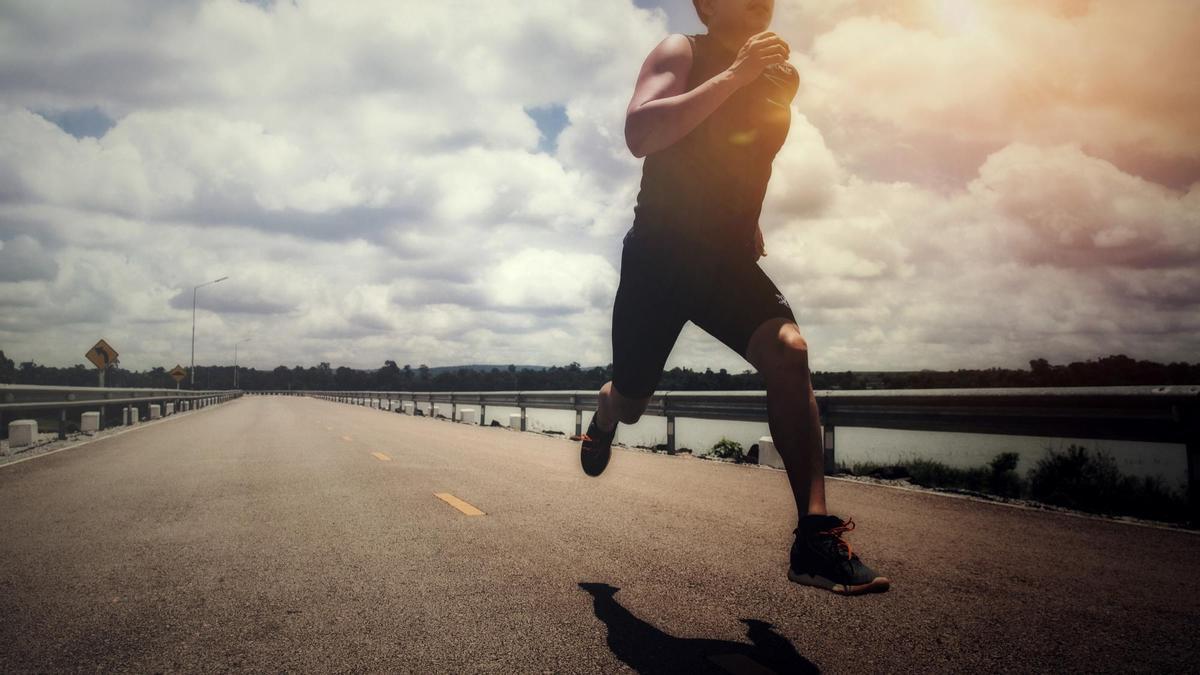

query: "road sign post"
xmin=169 ymin=365 xmax=187 ymax=391
xmin=86 ymin=339 xmax=119 ymax=388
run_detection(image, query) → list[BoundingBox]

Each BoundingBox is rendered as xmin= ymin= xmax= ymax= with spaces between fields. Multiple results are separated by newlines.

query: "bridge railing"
xmin=0 ymin=384 xmax=243 ymax=440
xmin=257 ymin=385 xmax=1199 ymax=514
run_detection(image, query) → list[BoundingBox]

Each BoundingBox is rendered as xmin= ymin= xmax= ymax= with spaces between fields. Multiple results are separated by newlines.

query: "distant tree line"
xmin=1 ymin=350 xmax=1196 ymax=391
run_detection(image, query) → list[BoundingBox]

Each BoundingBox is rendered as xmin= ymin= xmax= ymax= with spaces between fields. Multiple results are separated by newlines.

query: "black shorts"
xmin=611 ymin=233 xmax=797 ymax=399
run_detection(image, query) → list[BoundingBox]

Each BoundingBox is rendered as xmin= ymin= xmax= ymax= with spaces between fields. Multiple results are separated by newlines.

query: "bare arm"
xmin=624 ymin=32 xmax=791 ymax=158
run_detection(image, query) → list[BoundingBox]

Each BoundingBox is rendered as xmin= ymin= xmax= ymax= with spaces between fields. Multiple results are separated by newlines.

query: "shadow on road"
xmin=579 ymin=582 xmax=819 ymax=674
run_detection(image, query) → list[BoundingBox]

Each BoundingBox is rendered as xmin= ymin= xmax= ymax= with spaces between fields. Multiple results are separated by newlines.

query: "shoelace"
xmin=817 ymin=518 xmax=856 ymax=561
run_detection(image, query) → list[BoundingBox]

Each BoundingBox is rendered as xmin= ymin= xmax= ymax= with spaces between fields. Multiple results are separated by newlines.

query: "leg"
xmin=744 ymin=318 xmax=826 ymax=522
xmin=602 ymin=238 xmax=686 ymax=432
xmin=582 ymin=236 xmax=686 ymax=476
xmin=594 ymin=380 xmax=652 ymax=432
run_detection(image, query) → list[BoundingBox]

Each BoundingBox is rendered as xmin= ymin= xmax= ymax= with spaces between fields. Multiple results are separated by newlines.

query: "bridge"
xmin=1 ymin=393 xmax=1197 ymax=672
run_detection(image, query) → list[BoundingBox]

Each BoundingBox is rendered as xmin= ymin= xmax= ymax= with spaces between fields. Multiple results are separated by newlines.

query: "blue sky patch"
xmin=36 ymin=106 xmax=116 ymax=140
xmin=524 ymin=103 xmax=569 ymax=154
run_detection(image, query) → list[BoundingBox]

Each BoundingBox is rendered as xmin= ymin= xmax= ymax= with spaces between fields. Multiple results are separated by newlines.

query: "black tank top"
xmin=627 ymin=33 xmax=799 ymax=260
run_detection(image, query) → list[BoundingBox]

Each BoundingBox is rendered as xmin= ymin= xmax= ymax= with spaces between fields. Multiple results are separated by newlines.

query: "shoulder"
xmin=643 ymin=33 xmax=694 ymax=71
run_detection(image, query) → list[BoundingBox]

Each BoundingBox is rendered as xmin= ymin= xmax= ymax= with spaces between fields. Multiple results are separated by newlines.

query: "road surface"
xmin=1 ymin=395 xmax=1197 ymax=673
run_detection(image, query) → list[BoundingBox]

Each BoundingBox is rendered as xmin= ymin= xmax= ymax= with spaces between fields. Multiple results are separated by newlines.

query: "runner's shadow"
xmin=579 ymin=582 xmax=819 ymax=674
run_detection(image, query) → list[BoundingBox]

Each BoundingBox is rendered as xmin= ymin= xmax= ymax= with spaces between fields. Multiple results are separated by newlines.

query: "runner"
xmin=579 ymin=0 xmax=889 ymax=595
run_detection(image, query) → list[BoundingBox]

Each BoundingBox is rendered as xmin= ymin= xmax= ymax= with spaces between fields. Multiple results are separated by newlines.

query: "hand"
xmin=727 ymin=31 xmax=791 ymax=88
xmin=754 ymin=225 xmax=766 ymax=259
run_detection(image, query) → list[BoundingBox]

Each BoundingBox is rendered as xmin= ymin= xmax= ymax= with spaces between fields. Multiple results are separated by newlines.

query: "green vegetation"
xmin=3 ymin=349 xmax=1197 ymax=391
xmin=1028 ymin=445 xmax=1186 ymax=523
xmin=706 ymin=437 xmax=746 ymax=462
xmin=839 ymin=446 xmax=1187 ymax=524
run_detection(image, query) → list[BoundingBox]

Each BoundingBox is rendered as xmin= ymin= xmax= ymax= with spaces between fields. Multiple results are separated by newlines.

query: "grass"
xmin=703 ymin=437 xmax=745 ymax=462
xmin=838 ymin=445 xmax=1188 ymax=524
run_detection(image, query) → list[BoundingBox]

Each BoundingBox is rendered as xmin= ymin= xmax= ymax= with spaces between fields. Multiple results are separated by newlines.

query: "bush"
xmin=707 ymin=437 xmax=745 ymax=462
xmin=835 ymin=445 xmax=1185 ymax=523
xmin=1028 ymin=444 xmax=1187 ymax=522
xmin=844 ymin=453 xmax=1022 ymax=497
xmin=987 ymin=452 xmax=1023 ymax=497
xmin=906 ymin=459 xmax=989 ymax=492
xmin=847 ymin=461 xmax=910 ymax=480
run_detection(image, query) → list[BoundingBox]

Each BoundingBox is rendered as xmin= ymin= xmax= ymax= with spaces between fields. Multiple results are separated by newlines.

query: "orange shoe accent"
xmin=818 ymin=518 xmax=856 ymax=560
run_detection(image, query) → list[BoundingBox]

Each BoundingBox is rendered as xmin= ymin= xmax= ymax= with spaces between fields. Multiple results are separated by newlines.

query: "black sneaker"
xmin=788 ymin=515 xmax=890 ymax=595
xmin=580 ymin=416 xmax=617 ymax=477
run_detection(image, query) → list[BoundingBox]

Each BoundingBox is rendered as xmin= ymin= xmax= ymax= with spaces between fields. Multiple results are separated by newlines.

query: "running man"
xmin=579 ymin=0 xmax=890 ymax=595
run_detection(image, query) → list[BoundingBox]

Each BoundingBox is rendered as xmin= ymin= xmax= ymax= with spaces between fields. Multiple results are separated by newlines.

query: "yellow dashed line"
xmin=371 ymin=452 xmax=392 ymax=462
xmin=434 ymin=493 xmax=485 ymax=516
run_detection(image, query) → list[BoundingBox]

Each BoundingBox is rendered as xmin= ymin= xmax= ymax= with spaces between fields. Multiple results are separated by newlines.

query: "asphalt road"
xmin=1 ymin=395 xmax=1197 ymax=673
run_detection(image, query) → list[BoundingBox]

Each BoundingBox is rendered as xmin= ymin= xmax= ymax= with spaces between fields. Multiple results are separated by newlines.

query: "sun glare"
xmin=933 ymin=0 xmax=984 ymax=34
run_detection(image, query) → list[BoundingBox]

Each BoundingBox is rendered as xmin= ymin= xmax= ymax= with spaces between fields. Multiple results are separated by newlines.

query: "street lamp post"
xmin=191 ymin=276 xmax=229 ymax=388
xmin=234 ymin=337 xmax=252 ymax=389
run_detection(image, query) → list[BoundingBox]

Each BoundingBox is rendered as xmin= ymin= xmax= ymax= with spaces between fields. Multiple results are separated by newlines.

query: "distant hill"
xmin=426 ymin=364 xmax=550 ymax=374
xmin=3 ymin=351 xmax=1196 ymax=390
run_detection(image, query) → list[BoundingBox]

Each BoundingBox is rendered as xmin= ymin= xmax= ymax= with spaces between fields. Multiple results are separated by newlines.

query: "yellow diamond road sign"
xmin=86 ymin=339 xmax=118 ymax=370
xmin=169 ymin=365 xmax=187 ymax=382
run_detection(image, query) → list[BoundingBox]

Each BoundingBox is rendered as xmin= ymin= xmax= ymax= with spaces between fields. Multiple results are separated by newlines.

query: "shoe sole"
xmin=788 ymin=569 xmax=891 ymax=595
xmin=580 ymin=445 xmax=611 ymax=477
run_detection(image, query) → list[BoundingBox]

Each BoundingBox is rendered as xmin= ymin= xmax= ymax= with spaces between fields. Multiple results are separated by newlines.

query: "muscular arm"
xmin=623 ymin=34 xmax=740 ymax=159
xmin=624 ymin=32 xmax=791 ymax=158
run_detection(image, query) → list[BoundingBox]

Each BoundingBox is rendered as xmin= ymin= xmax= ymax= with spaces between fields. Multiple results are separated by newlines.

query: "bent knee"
xmin=761 ymin=334 xmax=810 ymax=374
xmin=614 ymin=396 xmax=650 ymax=424
xmin=616 ymin=409 xmax=644 ymax=425
xmin=604 ymin=382 xmax=651 ymax=424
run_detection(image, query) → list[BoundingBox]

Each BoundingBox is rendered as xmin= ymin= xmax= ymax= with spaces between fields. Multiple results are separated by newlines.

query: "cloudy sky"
xmin=1 ymin=0 xmax=1197 ymax=375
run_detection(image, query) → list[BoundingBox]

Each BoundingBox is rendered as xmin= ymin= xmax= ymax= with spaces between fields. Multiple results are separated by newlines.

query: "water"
xmin=473 ymin=404 xmax=1188 ymax=490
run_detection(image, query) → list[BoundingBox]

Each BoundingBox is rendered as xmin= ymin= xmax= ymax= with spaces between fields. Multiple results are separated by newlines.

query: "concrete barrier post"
xmin=666 ymin=415 xmax=676 ymax=453
xmin=1184 ymin=402 xmax=1198 ymax=527
xmin=123 ymin=407 xmax=130 ymax=425
xmin=458 ymin=408 xmax=476 ymax=424
xmin=165 ymin=403 xmax=174 ymax=415
xmin=1186 ymin=444 xmax=1199 ymax=526
xmin=757 ymin=436 xmax=784 ymax=469
xmin=130 ymin=407 xmax=140 ymax=424
xmin=509 ymin=413 xmax=522 ymax=430
xmin=81 ymin=412 xmax=100 ymax=433
xmin=575 ymin=409 xmax=583 ymax=437
xmin=480 ymin=403 xmax=487 ymax=425
xmin=431 ymin=405 xmax=441 ymax=419
xmin=8 ymin=420 xmax=37 ymax=449
xmin=823 ymin=424 xmax=836 ymax=474
xmin=150 ymin=404 xmax=162 ymax=420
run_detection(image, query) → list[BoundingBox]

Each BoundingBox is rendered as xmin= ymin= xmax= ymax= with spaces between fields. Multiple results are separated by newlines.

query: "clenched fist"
xmin=727 ymin=31 xmax=790 ymax=88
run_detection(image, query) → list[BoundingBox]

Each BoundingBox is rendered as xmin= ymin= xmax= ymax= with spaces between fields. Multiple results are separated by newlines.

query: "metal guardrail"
xmin=257 ymin=385 xmax=1200 ymax=520
xmin=0 ymin=384 xmax=243 ymax=439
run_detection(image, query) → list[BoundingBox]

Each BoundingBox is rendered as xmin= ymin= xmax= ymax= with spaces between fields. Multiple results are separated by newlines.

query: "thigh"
xmin=688 ymin=257 xmax=797 ymax=362
xmin=611 ymin=242 xmax=688 ymax=399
